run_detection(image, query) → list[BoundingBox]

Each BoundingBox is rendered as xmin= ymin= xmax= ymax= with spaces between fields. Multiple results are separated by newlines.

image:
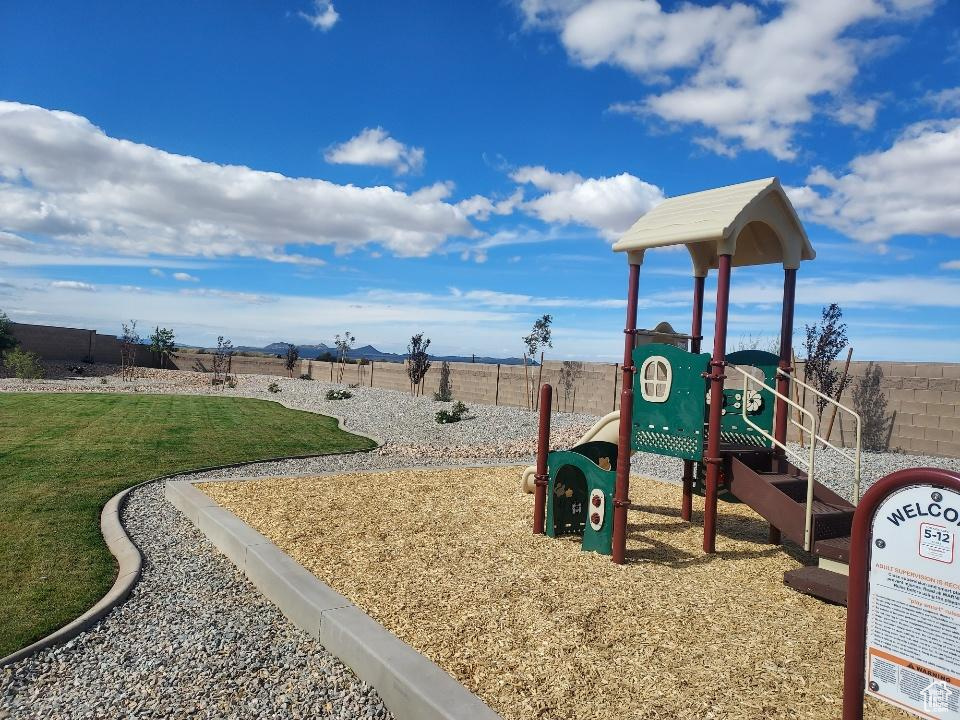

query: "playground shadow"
xmin=623 ymin=504 xmax=810 ymax=567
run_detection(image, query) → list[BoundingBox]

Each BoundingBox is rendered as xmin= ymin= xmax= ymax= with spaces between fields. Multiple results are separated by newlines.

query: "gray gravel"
xmin=2 ymin=369 xmax=959 ymax=718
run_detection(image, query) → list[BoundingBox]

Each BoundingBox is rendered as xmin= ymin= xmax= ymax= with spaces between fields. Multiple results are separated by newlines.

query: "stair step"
xmin=814 ymin=536 xmax=851 ymax=564
xmin=783 ymin=566 xmax=848 ymax=606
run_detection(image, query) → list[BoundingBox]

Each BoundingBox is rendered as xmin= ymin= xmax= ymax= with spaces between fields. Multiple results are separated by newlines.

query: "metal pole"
xmin=532 ymin=383 xmax=553 ymax=535
xmin=612 ymin=262 xmax=641 ymax=564
xmin=682 ymin=274 xmax=706 ymax=522
xmin=703 ymin=254 xmax=732 ymax=554
xmin=770 ymin=267 xmax=797 ymax=544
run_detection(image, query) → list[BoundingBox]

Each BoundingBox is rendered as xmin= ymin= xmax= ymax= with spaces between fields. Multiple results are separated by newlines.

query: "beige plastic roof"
xmin=613 ymin=177 xmax=815 ymax=276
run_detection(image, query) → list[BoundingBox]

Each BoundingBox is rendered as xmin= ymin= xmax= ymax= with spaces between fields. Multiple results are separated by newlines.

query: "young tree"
xmin=334 ymin=331 xmax=355 ymax=384
xmin=0 ymin=310 xmax=18 ymax=357
xmin=210 ymin=336 xmax=234 ymax=387
xmin=522 ymin=314 xmax=553 ymax=409
xmin=802 ymin=303 xmax=849 ymax=421
xmin=557 ymin=360 xmax=584 ymax=412
xmin=120 ymin=320 xmax=141 ymax=381
xmin=853 ymin=362 xmax=893 ymax=451
xmin=149 ymin=326 xmax=177 ymax=369
xmin=406 ymin=333 xmax=432 ymax=395
xmin=3 ymin=347 xmax=44 ymax=380
xmin=434 ymin=360 xmax=452 ymax=401
xmin=284 ymin=343 xmax=300 ymax=377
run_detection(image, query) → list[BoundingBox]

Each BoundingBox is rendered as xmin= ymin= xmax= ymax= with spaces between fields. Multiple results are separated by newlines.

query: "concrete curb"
xmin=166 ymin=478 xmax=501 ymax=720
xmin=0 ymin=481 xmax=145 ymax=667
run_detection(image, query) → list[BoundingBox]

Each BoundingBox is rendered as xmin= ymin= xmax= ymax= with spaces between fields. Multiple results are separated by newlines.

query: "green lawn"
xmin=0 ymin=392 xmax=375 ymax=657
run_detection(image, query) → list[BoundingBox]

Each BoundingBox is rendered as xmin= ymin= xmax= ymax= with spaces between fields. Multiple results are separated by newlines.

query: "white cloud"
xmin=522 ymin=0 xmax=935 ymax=159
xmin=172 ymin=271 xmax=199 ymax=282
xmin=941 ymin=260 xmax=960 ymax=270
xmin=149 ymin=268 xmax=165 ymax=277
xmin=0 ymin=102 xmax=474 ymax=262
xmin=924 ymin=86 xmax=960 ymax=112
xmin=50 ymin=280 xmax=96 ymax=292
xmin=324 ymin=127 xmax=425 ymax=174
xmin=513 ymin=165 xmax=664 ymax=239
xmin=786 ymin=118 xmax=960 ymax=242
xmin=299 ymin=0 xmax=339 ymax=31
xmin=729 ymin=275 xmax=960 ymax=309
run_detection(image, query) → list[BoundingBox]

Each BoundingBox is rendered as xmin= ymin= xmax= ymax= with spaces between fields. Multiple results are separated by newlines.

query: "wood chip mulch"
xmin=200 ymin=467 xmax=906 ymax=720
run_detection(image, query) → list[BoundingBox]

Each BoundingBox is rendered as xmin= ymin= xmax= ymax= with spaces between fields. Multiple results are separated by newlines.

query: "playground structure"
xmin=524 ymin=177 xmax=868 ymax=604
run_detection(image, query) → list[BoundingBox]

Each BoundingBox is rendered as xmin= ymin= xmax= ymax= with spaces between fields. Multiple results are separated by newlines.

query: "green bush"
xmin=325 ymin=389 xmax=352 ymax=400
xmin=436 ymin=400 xmax=469 ymax=424
xmin=3 ymin=347 xmax=44 ymax=380
xmin=267 ymin=381 xmax=281 ymax=393
xmin=299 ymin=373 xmax=313 ymax=380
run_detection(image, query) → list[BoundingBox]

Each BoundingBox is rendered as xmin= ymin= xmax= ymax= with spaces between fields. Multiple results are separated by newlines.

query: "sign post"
xmin=843 ymin=467 xmax=960 ymax=720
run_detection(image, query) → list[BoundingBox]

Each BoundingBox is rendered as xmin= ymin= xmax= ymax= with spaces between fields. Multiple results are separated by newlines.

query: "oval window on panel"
xmin=639 ymin=356 xmax=672 ymax=403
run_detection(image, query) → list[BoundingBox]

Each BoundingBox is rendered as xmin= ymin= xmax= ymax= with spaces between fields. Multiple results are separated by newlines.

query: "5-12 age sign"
xmin=845 ymin=469 xmax=960 ymax=720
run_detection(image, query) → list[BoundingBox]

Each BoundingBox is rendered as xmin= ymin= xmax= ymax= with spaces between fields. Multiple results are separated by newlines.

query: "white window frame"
xmin=639 ymin=355 xmax=672 ymax=403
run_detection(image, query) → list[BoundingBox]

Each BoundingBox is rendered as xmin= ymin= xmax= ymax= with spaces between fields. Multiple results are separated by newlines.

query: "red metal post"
xmin=703 ymin=254 xmax=732 ymax=554
xmin=612 ymin=262 xmax=642 ymax=564
xmin=532 ymin=383 xmax=553 ymax=535
xmin=769 ymin=267 xmax=797 ymax=544
xmin=681 ymin=274 xmax=706 ymax=522
xmin=842 ymin=467 xmax=960 ymax=720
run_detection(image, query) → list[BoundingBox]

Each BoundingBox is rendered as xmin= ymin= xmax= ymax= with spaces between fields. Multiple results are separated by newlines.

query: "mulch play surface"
xmin=201 ymin=467 xmax=907 ymax=720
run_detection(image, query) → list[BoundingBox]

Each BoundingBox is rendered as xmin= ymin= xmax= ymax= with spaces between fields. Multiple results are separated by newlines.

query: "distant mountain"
xmin=233 ymin=342 xmax=531 ymax=365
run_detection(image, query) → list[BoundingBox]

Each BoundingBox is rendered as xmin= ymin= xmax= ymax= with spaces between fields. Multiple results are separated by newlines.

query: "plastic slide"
xmin=520 ymin=410 xmax=621 ymax=493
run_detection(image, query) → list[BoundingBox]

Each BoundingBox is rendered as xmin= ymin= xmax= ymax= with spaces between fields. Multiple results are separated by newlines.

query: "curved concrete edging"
xmin=0 ymin=480 xmax=146 ymax=667
xmin=0 ymin=397 xmax=382 ymax=669
xmin=166 ymin=473 xmax=502 ymax=720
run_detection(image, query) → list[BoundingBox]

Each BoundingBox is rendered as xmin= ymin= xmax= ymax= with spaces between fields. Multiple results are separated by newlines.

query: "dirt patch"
xmin=200 ymin=467 xmax=905 ymax=720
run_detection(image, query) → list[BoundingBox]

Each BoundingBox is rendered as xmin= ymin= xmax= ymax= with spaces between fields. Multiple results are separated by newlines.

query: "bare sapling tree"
xmin=802 ymin=303 xmax=849 ymax=422
xmin=284 ymin=343 xmax=300 ymax=377
xmin=149 ymin=326 xmax=177 ymax=369
xmin=406 ymin=333 xmax=432 ymax=396
xmin=853 ymin=362 xmax=894 ymax=451
xmin=434 ymin=360 xmax=452 ymax=401
xmin=334 ymin=331 xmax=355 ymax=384
xmin=120 ymin=320 xmax=141 ymax=381
xmin=522 ymin=314 xmax=552 ymax=410
xmin=210 ymin=336 xmax=234 ymax=387
xmin=557 ymin=360 xmax=584 ymax=412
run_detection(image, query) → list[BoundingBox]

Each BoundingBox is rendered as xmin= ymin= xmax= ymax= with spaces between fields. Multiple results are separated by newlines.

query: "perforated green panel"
xmin=631 ymin=343 xmax=710 ymax=461
xmin=717 ymin=350 xmax=779 ymax=449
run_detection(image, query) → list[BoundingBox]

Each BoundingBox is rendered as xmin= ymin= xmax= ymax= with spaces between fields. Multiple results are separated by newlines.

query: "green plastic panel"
xmin=719 ymin=350 xmax=779 ymax=449
xmin=545 ymin=450 xmax=616 ymax=556
xmin=631 ymin=343 xmax=710 ymax=461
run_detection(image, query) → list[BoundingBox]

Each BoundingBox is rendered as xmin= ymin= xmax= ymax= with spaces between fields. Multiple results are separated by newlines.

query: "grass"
xmin=0 ymin=392 xmax=376 ymax=658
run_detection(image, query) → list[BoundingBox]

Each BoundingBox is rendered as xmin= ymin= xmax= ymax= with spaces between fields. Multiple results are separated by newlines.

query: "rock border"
xmin=0 ymin=398 xmax=382 ymax=668
xmin=166 ymin=475 xmax=501 ymax=720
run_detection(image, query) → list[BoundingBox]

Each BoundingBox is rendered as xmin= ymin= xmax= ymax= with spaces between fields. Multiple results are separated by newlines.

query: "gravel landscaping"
xmin=1 ymin=366 xmax=958 ymax=718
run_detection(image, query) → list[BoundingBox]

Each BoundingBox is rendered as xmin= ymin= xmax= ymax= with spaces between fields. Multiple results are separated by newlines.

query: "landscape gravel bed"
xmin=0 ymin=480 xmax=393 ymax=720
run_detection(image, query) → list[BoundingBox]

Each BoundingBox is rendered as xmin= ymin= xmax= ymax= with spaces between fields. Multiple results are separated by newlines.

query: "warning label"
xmin=866 ymin=485 xmax=960 ymax=720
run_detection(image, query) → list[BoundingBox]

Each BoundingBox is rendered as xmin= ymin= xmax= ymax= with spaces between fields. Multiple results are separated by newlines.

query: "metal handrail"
xmin=728 ymin=365 xmax=819 ymax=551
xmin=778 ymin=369 xmax=863 ymax=502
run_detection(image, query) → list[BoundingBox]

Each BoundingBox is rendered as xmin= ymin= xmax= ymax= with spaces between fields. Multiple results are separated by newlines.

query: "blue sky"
xmin=0 ymin=0 xmax=958 ymax=361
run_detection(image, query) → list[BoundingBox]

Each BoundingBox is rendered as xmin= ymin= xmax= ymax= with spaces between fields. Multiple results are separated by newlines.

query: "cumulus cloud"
xmin=50 ymin=280 xmax=96 ymax=291
xmin=324 ymin=127 xmax=425 ymax=174
xmin=512 ymin=165 xmax=664 ymax=239
xmin=786 ymin=118 xmax=960 ymax=243
xmin=172 ymin=272 xmax=199 ymax=282
xmin=520 ymin=0 xmax=935 ymax=159
xmin=299 ymin=0 xmax=339 ymax=31
xmin=0 ymin=103 xmax=474 ymax=262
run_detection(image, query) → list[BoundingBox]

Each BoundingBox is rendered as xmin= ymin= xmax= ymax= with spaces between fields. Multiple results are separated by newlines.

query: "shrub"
xmin=0 ymin=310 xmax=18 ymax=356
xmin=434 ymin=361 xmax=452 ymax=401
xmin=325 ymin=389 xmax=353 ymax=400
xmin=299 ymin=373 xmax=313 ymax=380
xmin=100 ymin=377 xmax=107 ymax=385
xmin=4 ymin=347 xmax=45 ymax=380
xmin=226 ymin=376 xmax=237 ymax=389
xmin=267 ymin=381 xmax=281 ymax=393
xmin=853 ymin=362 xmax=893 ymax=451
xmin=436 ymin=400 xmax=469 ymax=424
